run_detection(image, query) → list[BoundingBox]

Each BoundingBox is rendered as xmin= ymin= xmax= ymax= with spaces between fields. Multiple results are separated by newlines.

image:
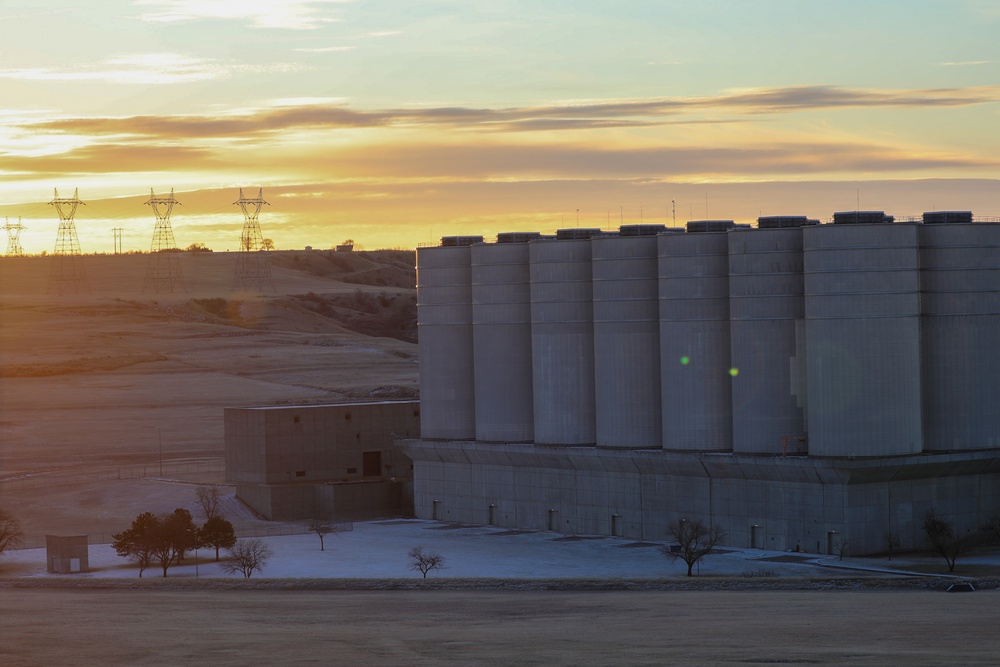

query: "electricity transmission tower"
xmin=231 ymin=188 xmax=274 ymax=291
xmin=3 ymin=217 xmax=25 ymax=256
xmin=48 ymin=188 xmax=89 ymax=294
xmin=143 ymin=189 xmax=185 ymax=293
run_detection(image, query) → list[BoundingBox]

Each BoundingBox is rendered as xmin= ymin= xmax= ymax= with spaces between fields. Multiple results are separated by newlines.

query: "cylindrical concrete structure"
xmin=471 ymin=242 xmax=534 ymax=442
xmin=920 ymin=222 xmax=1000 ymax=450
xmin=728 ymin=227 xmax=808 ymax=454
xmin=659 ymin=231 xmax=733 ymax=451
xmin=530 ymin=238 xmax=596 ymax=445
xmin=416 ymin=244 xmax=476 ymax=440
xmin=592 ymin=235 xmax=661 ymax=448
xmin=803 ymin=223 xmax=923 ymax=456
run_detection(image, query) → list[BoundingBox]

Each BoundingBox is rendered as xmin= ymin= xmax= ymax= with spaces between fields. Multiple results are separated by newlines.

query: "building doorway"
xmin=362 ymin=451 xmax=381 ymax=477
xmin=750 ymin=524 xmax=762 ymax=549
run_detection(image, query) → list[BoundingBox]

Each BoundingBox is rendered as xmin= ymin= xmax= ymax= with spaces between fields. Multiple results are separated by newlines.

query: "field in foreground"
xmin=4 ymin=588 xmax=999 ymax=666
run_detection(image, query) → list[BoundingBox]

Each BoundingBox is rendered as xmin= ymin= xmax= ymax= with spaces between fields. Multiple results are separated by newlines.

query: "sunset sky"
xmin=1 ymin=0 xmax=998 ymax=253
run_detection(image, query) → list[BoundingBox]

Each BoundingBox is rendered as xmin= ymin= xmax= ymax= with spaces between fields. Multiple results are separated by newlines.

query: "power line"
xmin=3 ymin=217 xmax=26 ymax=256
xmin=143 ymin=189 xmax=186 ymax=293
xmin=48 ymin=188 xmax=90 ymax=295
xmin=231 ymin=188 xmax=274 ymax=292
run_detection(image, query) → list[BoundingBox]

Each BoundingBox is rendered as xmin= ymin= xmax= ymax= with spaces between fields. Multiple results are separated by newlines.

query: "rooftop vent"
xmin=619 ymin=224 xmax=667 ymax=237
xmin=440 ymin=235 xmax=484 ymax=247
xmin=686 ymin=220 xmax=735 ymax=233
xmin=922 ymin=211 xmax=973 ymax=224
xmin=496 ymin=231 xmax=543 ymax=244
xmin=832 ymin=211 xmax=894 ymax=225
xmin=757 ymin=216 xmax=821 ymax=229
xmin=555 ymin=228 xmax=603 ymax=240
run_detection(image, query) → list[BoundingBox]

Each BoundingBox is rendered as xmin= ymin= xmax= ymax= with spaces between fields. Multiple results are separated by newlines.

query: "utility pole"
xmin=231 ymin=188 xmax=274 ymax=291
xmin=48 ymin=188 xmax=89 ymax=294
xmin=3 ymin=217 xmax=25 ymax=256
xmin=143 ymin=189 xmax=185 ymax=293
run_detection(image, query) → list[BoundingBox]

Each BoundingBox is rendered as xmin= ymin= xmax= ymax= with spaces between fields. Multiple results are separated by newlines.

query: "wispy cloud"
xmin=27 ymin=106 xmax=390 ymax=139
xmin=703 ymin=85 xmax=1000 ymax=112
xmin=0 ymin=53 xmax=224 ymax=85
xmin=133 ymin=0 xmax=347 ymax=30
xmin=5 ymin=133 xmax=992 ymax=182
xmin=0 ymin=53 xmax=310 ymax=85
xmin=0 ymin=143 xmax=217 ymax=175
xmin=317 ymin=143 xmax=998 ymax=180
xmin=294 ymin=46 xmax=356 ymax=53
xmin=19 ymin=85 xmax=1000 ymax=140
xmin=269 ymin=97 xmax=348 ymax=107
xmin=939 ymin=60 xmax=992 ymax=67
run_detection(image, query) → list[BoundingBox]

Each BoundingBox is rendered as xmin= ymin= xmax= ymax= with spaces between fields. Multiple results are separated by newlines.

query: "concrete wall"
xmin=226 ymin=401 xmax=418 ymax=485
xmin=803 ymin=224 xmax=923 ymax=456
xmin=920 ymin=223 xmax=1000 ymax=450
xmin=728 ymin=228 xmax=807 ymax=454
xmin=659 ymin=232 xmax=733 ymax=451
xmin=236 ymin=479 xmax=411 ymax=522
xmin=405 ymin=440 xmax=1000 ymax=555
xmin=417 ymin=246 xmax=476 ymax=439
xmin=408 ymin=222 xmax=1000 ymax=554
xmin=471 ymin=242 xmax=534 ymax=442
xmin=530 ymin=239 xmax=597 ymax=445
xmin=592 ymin=235 xmax=661 ymax=448
xmin=226 ymin=401 xmax=419 ymax=520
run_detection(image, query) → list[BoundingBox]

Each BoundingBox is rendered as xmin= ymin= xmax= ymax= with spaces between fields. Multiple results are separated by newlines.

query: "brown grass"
xmin=3 ymin=587 xmax=1000 ymax=666
xmin=0 ymin=250 xmax=418 ymax=539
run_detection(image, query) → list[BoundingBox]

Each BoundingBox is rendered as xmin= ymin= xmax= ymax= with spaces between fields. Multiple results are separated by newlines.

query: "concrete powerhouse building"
xmin=225 ymin=401 xmax=420 ymax=520
xmin=403 ymin=213 xmax=1000 ymax=555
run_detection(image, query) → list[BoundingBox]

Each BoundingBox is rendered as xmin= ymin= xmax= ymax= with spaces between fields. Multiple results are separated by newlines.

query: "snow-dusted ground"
xmin=4 ymin=518 xmax=994 ymax=580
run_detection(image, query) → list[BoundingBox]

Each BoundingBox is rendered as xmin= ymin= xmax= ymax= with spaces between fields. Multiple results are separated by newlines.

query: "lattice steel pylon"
xmin=48 ymin=188 xmax=89 ymax=294
xmin=3 ymin=217 xmax=25 ymax=256
xmin=231 ymin=187 xmax=274 ymax=291
xmin=143 ymin=188 xmax=186 ymax=293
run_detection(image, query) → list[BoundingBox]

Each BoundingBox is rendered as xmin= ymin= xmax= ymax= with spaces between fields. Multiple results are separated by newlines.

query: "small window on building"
xmin=413 ymin=410 xmax=420 ymax=417
xmin=295 ymin=470 xmax=306 ymax=477
xmin=347 ymin=467 xmax=357 ymax=474
xmin=293 ymin=416 xmax=300 ymax=424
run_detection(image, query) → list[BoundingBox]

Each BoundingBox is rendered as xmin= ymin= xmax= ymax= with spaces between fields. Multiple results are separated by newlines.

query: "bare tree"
xmin=834 ymin=538 xmax=850 ymax=561
xmin=0 ymin=509 xmax=24 ymax=556
xmin=660 ymin=518 xmax=726 ymax=576
xmin=408 ymin=546 xmax=445 ymax=578
xmin=220 ymin=539 xmax=272 ymax=578
xmin=923 ymin=509 xmax=976 ymax=572
xmin=195 ymin=486 xmax=223 ymax=522
xmin=308 ymin=517 xmax=333 ymax=551
xmin=884 ymin=531 xmax=900 ymax=560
